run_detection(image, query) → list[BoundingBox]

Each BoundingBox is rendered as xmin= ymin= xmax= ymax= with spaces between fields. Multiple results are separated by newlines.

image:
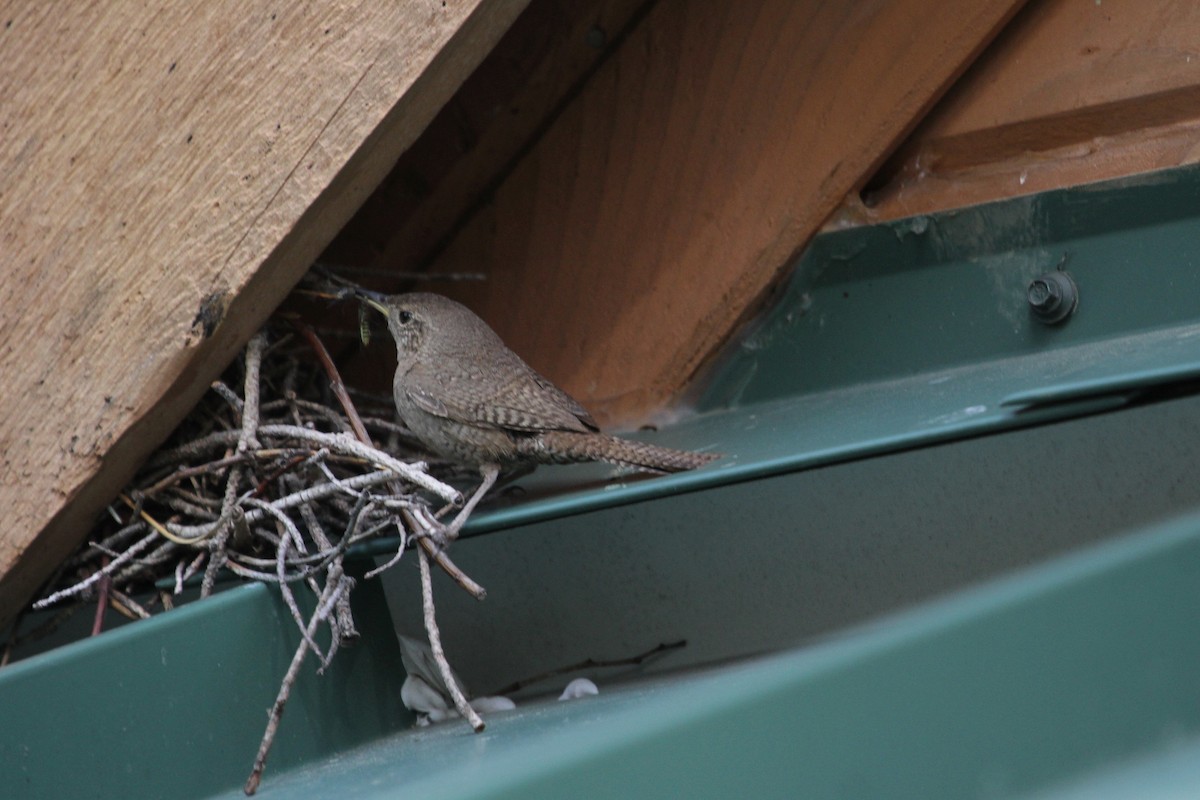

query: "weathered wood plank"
xmin=416 ymin=0 xmax=1026 ymax=426
xmin=860 ymin=0 xmax=1200 ymax=220
xmin=0 ymin=0 xmax=527 ymax=624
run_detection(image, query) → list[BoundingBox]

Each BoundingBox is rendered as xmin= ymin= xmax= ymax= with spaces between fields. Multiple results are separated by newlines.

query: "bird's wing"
xmin=405 ymin=385 xmax=449 ymax=418
xmin=404 ymin=357 xmax=597 ymax=433
xmin=489 ymin=368 xmax=600 ymax=432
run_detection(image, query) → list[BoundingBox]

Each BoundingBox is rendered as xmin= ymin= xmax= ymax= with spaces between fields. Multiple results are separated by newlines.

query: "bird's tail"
xmin=526 ymin=430 xmax=720 ymax=473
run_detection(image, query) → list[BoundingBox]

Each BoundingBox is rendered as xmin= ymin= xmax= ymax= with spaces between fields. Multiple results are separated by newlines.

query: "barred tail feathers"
xmin=526 ymin=430 xmax=719 ymax=473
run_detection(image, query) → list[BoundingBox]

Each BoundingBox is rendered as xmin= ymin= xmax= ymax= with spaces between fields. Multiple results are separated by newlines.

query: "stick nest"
xmin=14 ymin=314 xmax=488 ymax=793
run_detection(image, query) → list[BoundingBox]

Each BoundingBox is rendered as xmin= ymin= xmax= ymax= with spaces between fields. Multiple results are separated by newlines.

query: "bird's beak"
xmin=352 ymin=289 xmax=389 ymax=316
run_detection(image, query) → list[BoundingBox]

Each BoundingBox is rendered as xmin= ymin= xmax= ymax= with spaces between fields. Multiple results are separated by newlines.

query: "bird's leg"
xmin=440 ymin=463 xmax=500 ymax=542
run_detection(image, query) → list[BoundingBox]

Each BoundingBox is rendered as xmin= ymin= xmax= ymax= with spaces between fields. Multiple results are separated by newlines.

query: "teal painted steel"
xmin=381 ymin=393 xmax=1200 ymax=709
xmin=0 ymin=569 xmax=409 ymax=799
xmin=215 ymin=511 xmax=1200 ymax=799
xmin=699 ymin=167 xmax=1200 ymax=410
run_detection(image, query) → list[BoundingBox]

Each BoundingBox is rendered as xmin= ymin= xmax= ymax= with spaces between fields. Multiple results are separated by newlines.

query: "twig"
xmin=66 ymin=521 xmax=148 ymax=568
xmin=180 ymin=551 xmax=206 ymax=591
xmin=256 ymin=426 xmax=458 ymax=503
xmin=363 ymin=526 xmax=408 ymax=580
xmin=222 ymin=538 xmax=358 ymax=572
xmin=293 ymin=323 xmax=371 ymax=444
xmin=200 ymin=333 xmax=268 ymax=594
xmin=239 ymin=333 xmax=266 ymax=452
xmin=200 ymin=470 xmax=241 ymax=597
xmin=90 ymin=557 xmax=112 ymax=635
xmin=360 ymin=417 xmax=416 ymax=439
xmin=418 ymin=546 xmax=483 ymax=731
xmin=211 ymin=381 xmax=244 ymax=415
xmin=492 ymin=640 xmax=688 ymax=697
xmin=267 ymin=396 xmax=352 ymax=433
xmin=243 ymin=574 xmax=350 ymax=795
xmin=308 ymin=498 xmax=363 ymax=644
xmin=255 ymin=502 xmax=326 ymax=662
xmin=119 ymin=493 xmax=202 ymax=548
xmin=411 ymin=508 xmax=487 ymax=600
xmin=222 ymin=546 xmax=353 ymax=585
xmin=141 ymin=453 xmax=249 ymax=496
xmin=112 ymin=539 xmax=179 ymax=585
xmin=315 ymin=562 xmax=352 ymax=673
xmin=33 ymin=532 xmax=159 ymax=609
xmin=109 ymin=588 xmax=153 ymax=620
xmin=154 ymin=492 xmax=220 ymax=520
xmin=159 ymin=468 xmax=400 ymax=541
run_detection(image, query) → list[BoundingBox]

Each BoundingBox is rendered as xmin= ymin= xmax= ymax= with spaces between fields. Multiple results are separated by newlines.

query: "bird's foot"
xmin=435 ymin=463 xmax=500 ymax=544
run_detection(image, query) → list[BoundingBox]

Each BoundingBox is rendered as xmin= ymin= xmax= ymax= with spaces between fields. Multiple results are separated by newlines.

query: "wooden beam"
xmin=413 ymin=0 xmax=1025 ymax=425
xmin=859 ymin=0 xmax=1200 ymax=220
xmin=323 ymin=0 xmax=653 ymax=274
xmin=0 ymin=0 xmax=528 ymax=625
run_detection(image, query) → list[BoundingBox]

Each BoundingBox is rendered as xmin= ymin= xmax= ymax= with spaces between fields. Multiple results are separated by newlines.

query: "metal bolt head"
xmin=585 ymin=26 xmax=607 ymax=49
xmin=1028 ymin=271 xmax=1078 ymax=325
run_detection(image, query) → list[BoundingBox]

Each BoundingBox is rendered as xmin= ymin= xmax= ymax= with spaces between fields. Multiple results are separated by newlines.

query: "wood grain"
xmin=0 ymin=0 xmax=527 ymax=625
xmin=860 ymin=0 xmax=1200 ymax=220
xmin=415 ymin=0 xmax=1025 ymax=425
xmin=323 ymin=0 xmax=652 ymax=275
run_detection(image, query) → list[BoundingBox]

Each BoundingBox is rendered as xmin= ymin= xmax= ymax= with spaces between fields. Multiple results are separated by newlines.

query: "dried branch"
xmin=33 ymin=532 xmax=159 ymax=609
xmin=243 ymin=573 xmax=351 ymax=795
xmin=418 ymin=546 xmax=483 ymax=732
xmin=492 ymin=640 xmax=688 ymax=697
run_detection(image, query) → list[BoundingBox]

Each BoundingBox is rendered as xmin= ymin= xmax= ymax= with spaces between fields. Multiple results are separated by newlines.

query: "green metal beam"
xmin=223 ymin=511 xmax=1200 ymax=799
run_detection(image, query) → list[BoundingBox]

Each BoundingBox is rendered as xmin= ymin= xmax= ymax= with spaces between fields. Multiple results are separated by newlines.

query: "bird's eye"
xmin=398 ymin=310 xmax=414 ymax=325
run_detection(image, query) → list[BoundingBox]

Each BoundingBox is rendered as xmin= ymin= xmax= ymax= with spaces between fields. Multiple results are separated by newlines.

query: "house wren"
xmin=361 ymin=292 xmax=719 ymax=536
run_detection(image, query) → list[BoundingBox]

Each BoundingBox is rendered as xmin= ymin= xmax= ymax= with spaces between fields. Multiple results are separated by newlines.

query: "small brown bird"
xmin=361 ymin=292 xmax=719 ymax=538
